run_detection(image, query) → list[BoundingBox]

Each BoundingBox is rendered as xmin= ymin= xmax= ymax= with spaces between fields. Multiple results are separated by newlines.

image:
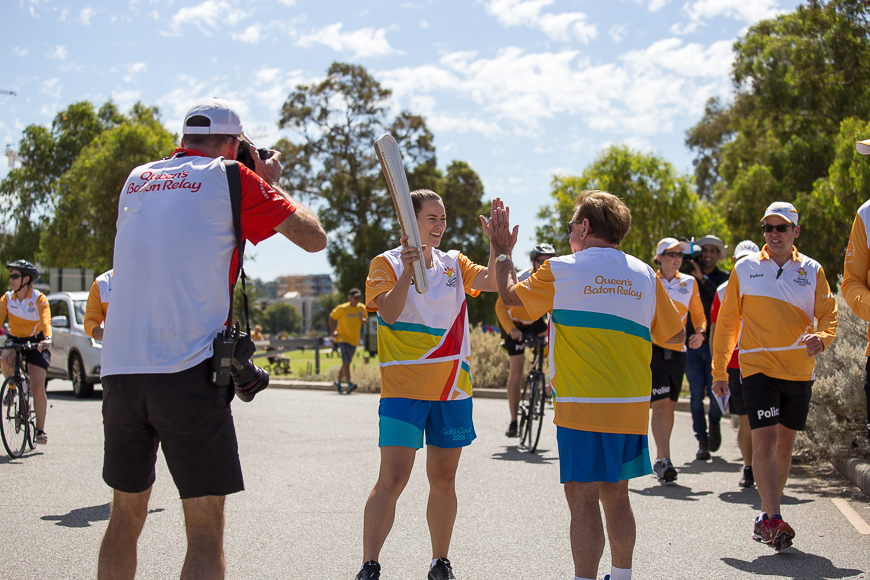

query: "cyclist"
xmin=356 ymin=191 xmax=507 ymax=580
xmin=84 ymin=269 xmax=113 ymax=340
xmin=496 ymin=242 xmax=555 ymax=437
xmin=650 ymin=238 xmax=706 ymax=482
xmin=0 ymin=260 xmax=52 ymax=445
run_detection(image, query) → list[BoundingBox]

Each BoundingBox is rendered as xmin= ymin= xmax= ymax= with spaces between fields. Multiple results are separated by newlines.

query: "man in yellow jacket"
xmin=329 ymin=288 xmax=367 ymax=394
xmin=712 ymin=201 xmax=837 ymax=553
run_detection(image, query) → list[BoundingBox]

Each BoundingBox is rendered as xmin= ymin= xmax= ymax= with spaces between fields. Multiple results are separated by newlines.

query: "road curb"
xmin=832 ymin=456 xmax=870 ymax=498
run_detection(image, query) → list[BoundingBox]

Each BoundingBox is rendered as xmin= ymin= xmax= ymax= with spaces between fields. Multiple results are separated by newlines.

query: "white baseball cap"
xmin=656 ymin=237 xmax=690 ymax=256
xmin=857 ymin=139 xmax=870 ymax=155
xmin=733 ymin=240 xmax=759 ymax=261
xmin=761 ymin=201 xmax=799 ymax=225
xmin=182 ymin=98 xmax=244 ymax=135
xmin=695 ymin=235 xmax=727 ymax=257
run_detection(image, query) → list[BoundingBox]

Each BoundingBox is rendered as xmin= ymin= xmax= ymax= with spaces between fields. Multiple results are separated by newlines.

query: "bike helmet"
xmin=6 ymin=260 xmax=39 ymax=282
xmin=530 ymin=243 xmax=557 ymax=261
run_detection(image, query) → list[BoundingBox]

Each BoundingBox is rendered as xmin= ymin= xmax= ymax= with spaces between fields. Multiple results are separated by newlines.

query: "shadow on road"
xmin=677 ymin=456 xmax=742 ymax=474
xmin=719 ymin=489 xmax=810 ymax=509
xmin=0 ymin=450 xmax=44 ymax=464
xmin=491 ymin=445 xmax=556 ymax=464
xmin=41 ymin=503 xmax=164 ymax=528
xmin=722 ymin=549 xmax=863 ymax=578
xmin=630 ymin=481 xmax=714 ymax=501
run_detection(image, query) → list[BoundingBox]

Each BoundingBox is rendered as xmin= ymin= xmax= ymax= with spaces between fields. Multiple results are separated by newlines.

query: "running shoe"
xmin=428 ymin=557 xmax=456 ymax=580
xmin=35 ymin=429 xmax=48 ymax=445
xmin=696 ymin=436 xmax=711 ymax=460
xmin=345 ymin=383 xmax=358 ymax=394
xmin=653 ymin=459 xmax=664 ymax=480
xmin=355 ymin=560 xmax=380 ymax=580
xmin=709 ymin=421 xmax=722 ymax=452
xmin=661 ymin=457 xmax=678 ymax=482
xmin=767 ymin=514 xmax=795 ymax=551
xmin=505 ymin=420 xmax=518 ymax=437
xmin=739 ymin=465 xmax=755 ymax=488
xmin=334 ymin=380 xmax=343 ymax=394
xmin=752 ymin=513 xmax=769 ymax=543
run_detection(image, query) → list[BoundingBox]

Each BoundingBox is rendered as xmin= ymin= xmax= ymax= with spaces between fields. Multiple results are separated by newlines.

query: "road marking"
xmin=830 ymin=498 xmax=870 ymax=535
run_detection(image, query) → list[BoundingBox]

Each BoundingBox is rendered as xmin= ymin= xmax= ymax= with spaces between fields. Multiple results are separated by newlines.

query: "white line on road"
xmin=831 ymin=498 xmax=870 ymax=535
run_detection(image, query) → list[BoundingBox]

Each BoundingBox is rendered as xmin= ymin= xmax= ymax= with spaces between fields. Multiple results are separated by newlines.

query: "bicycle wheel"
xmin=25 ymin=381 xmax=35 ymax=451
xmin=518 ymin=374 xmax=533 ymax=447
xmin=527 ymin=372 xmax=547 ymax=453
xmin=1 ymin=377 xmax=28 ymax=458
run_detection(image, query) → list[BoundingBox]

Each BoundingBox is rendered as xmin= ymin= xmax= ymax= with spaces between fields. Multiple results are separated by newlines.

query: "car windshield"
xmin=73 ymin=300 xmax=87 ymax=325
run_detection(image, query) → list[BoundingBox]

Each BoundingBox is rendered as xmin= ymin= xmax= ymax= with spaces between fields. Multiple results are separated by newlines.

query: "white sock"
xmin=610 ymin=566 xmax=632 ymax=580
xmin=756 ymin=511 xmax=768 ymax=522
xmin=431 ymin=559 xmax=438 ymax=569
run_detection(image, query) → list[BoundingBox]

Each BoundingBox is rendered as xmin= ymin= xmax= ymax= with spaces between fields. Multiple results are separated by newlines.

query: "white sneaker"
xmin=35 ymin=430 xmax=47 ymax=445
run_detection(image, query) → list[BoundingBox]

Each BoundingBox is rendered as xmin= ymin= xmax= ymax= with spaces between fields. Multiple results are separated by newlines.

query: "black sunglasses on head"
xmin=762 ymin=223 xmax=794 ymax=233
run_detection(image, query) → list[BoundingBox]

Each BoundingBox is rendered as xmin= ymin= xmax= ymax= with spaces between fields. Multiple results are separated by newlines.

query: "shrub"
xmin=469 ymin=324 xmax=511 ymax=390
xmin=795 ymin=281 xmax=870 ymax=460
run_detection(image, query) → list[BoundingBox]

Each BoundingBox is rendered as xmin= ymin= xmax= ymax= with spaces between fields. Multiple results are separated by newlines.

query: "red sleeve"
xmin=710 ymin=293 xmax=721 ymax=324
xmin=238 ymin=165 xmax=295 ymax=245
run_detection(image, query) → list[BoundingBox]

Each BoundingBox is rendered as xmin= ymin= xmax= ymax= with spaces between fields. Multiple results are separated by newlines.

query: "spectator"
xmin=84 ymin=269 xmax=113 ymax=340
xmin=329 ymin=288 xmax=367 ymax=394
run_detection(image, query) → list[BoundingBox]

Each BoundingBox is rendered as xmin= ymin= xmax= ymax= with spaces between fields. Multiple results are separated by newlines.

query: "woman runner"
xmin=355 ymin=190 xmax=513 ymax=580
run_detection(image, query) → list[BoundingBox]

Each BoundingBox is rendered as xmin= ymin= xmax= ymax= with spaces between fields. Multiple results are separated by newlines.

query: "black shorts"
xmin=500 ymin=318 xmax=548 ymax=357
xmin=4 ymin=333 xmax=51 ymax=371
xmin=742 ymin=373 xmax=813 ymax=431
xmin=727 ymin=367 xmax=746 ymax=415
xmin=649 ymin=345 xmax=686 ymax=403
xmin=102 ymin=360 xmax=244 ymax=499
xmin=338 ymin=342 xmax=357 ymax=365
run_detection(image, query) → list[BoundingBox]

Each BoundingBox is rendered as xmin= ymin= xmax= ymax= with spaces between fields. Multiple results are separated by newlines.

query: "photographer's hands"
xmin=250 ymin=145 xmax=282 ymax=186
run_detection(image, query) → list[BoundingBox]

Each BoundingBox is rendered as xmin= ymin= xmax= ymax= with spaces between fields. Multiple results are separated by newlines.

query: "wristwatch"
xmin=497 ymin=254 xmax=511 ymax=262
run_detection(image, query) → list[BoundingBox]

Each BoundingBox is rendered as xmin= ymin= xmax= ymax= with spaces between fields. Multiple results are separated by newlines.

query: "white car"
xmin=45 ymin=291 xmax=102 ymax=398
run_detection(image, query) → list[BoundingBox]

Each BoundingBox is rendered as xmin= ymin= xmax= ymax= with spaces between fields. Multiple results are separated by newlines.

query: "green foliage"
xmin=797 ymin=281 xmax=870 ymax=460
xmin=264 ymin=302 xmax=303 ymax=335
xmin=687 ymin=0 xmax=870 ymax=283
xmin=536 ymin=145 xmax=727 ymax=265
xmin=40 ymin=103 xmax=176 ymax=273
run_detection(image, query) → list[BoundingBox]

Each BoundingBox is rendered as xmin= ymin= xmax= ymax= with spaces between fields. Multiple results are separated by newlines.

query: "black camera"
xmin=236 ymin=136 xmax=274 ymax=171
xmin=210 ymin=322 xmax=270 ymax=402
xmin=678 ymin=238 xmax=701 ymax=275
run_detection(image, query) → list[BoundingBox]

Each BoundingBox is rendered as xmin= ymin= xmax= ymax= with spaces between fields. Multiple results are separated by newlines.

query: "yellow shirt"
xmin=0 ymin=287 xmax=51 ymax=339
xmin=330 ymin=302 xmax=367 ymax=345
xmin=654 ymin=271 xmax=706 ymax=352
xmin=843 ymin=201 xmax=870 ymax=354
xmin=84 ymin=269 xmax=113 ymax=339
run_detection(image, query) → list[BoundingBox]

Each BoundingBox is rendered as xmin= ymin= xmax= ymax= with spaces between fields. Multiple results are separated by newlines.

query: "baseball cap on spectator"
xmin=761 ymin=201 xmax=799 ymax=225
xmin=348 ymin=288 xmax=361 ymax=297
xmin=733 ymin=240 xmax=760 ymax=261
xmin=695 ymin=234 xmax=727 ymax=257
xmin=655 ymin=237 xmax=690 ymax=256
xmin=183 ymin=98 xmax=244 ymax=135
xmin=857 ymin=138 xmax=870 ymax=155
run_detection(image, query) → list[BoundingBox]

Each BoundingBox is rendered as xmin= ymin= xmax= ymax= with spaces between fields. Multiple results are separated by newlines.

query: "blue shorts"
xmin=378 ymin=397 xmax=476 ymax=449
xmin=557 ymin=427 xmax=652 ymax=483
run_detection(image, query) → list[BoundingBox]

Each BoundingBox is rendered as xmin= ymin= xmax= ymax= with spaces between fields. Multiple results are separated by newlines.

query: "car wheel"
xmin=70 ymin=353 xmax=94 ymax=398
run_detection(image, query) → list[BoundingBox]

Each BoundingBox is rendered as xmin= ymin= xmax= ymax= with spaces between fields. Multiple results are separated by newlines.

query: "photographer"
xmin=97 ymin=98 xmax=326 ymax=580
xmin=684 ymin=234 xmax=729 ymax=460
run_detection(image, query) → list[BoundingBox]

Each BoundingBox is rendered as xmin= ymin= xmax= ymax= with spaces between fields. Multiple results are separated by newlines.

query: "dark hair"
xmin=573 ymin=190 xmax=632 ymax=246
xmin=410 ymin=189 xmax=442 ymax=217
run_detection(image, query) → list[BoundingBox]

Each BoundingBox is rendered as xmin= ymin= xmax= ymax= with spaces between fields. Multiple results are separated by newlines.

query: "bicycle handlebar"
xmin=1 ymin=342 xmax=41 ymax=352
xmin=523 ymin=335 xmax=547 ymax=348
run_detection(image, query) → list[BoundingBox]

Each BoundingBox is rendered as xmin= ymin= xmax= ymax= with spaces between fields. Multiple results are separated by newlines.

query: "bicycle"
xmin=518 ymin=334 xmax=548 ymax=453
xmin=1 ymin=342 xmax=38 ymax=458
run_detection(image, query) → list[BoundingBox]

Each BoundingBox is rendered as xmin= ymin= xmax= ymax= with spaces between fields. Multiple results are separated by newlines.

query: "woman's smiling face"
xmin=416 ymin=199 xmax=447 ymax=249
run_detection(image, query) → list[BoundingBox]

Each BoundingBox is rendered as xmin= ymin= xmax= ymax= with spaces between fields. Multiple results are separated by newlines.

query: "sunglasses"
xmin=9 ymin=273 xmax=22 ymax=280
xmin=661 ymin=251 xmax=683 ymax=259
xmin=762 ymin=223 xmax=794 ymax=233
xmin=567 ymin=221 xmax=581 ymax=236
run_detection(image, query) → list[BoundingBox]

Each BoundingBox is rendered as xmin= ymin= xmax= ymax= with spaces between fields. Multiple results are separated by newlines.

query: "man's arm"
xmin=842 ymin=211 xmax=870 ymax=322
xmin=272 ymin=185 xmax=327 ymax=252
xmin=472 ymin=198 xmax=516 ymax=292
xmin=84 ymin=279 xmax=104 ymax=339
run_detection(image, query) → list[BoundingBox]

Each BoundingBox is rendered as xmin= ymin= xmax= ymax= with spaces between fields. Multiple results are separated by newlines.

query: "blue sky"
xmin=2 ymin=0 xmax=803 ymax=281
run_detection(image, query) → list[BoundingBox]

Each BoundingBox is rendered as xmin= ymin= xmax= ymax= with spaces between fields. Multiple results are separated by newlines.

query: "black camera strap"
xmin=224 ymin=160 xmax=251 ymax=336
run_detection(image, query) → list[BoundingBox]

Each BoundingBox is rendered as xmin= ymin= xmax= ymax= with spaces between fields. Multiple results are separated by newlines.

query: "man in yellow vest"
xmin=330 ymin=288 xmax=367 ymax=394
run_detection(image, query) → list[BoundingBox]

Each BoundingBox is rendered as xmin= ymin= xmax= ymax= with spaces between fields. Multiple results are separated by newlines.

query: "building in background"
xmin=276 ymin=274 xmax=333 ymax=298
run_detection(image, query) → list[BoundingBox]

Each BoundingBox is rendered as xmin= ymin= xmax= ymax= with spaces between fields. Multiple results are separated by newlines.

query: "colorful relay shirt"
xmin=514 ymin=247 xmax=684 ymax=435
xmin=84 ymin=269 xmax=113 ymax=339
xmin=0 ymin=287 xmax=51 ymax=339
xmin=655 ymin=271 xmax=705 ymax=352
xmin=711 ymin=280 xmax=740 ymax=369
xmin=102 ymin=149 xmax=294 ymax=376
xmin=365 ymin=248 xmax=484 ymax=401
xmin=330 ymin=301 xmax=367 ymax=345
xmin=495 ymin=267 xmax=541 ymax=331
xmin=712 ymin=245 xmax=837 ymax=383
xmin=843 ymin=199 xmax=870 ymax=355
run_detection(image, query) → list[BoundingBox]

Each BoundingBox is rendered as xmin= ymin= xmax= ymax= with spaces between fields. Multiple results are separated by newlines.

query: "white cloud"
xmin=46 ymin=46 xmax=68 ymax=60
xmin=297 ymin=23 xmax=396 ymax=58
xmin=58 ymin=9 xmax=68 ymax=21
xmin=684 ymin=0 xmax=785 ymax=23
xmin=379 ymin=38 xmax=734 ymax=138
xmin=123 ymin=62 xmax=147 ymax=82
xmin=636 ymin=0 xmax=669 ymax=11
xmin=609 ymin=24 xmax=626 ymax=43
xmin=112 ymin=90 xmax=141 ymax=111
xmin=12 ymin=47 xmax=28 ymax=57
xmin=167 ymin=1 xmax=248 ymax=36
xmin=485 ymin=0 xmax=597 ymax=44
xmin=40 ymin=78 xmax=62 ymax=99
xmin=79 ymin=7 xmax=96 ymax=25
xmin=232 ymin=23 xmax=262 ymax=44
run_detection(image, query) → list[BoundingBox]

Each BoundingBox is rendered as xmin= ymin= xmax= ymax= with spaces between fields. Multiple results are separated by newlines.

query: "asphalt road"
xmin=1 ymin=380 xmax=868 ymax=580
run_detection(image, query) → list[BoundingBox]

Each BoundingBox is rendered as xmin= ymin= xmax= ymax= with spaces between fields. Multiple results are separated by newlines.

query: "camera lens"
xmin=232 ymin=362 xmax=269 ymax=402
